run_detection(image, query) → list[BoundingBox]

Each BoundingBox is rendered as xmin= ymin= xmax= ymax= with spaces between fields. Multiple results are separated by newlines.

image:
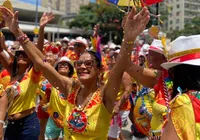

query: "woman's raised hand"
xmin=123 ymin=7 xmax=150 ymax=42
xmin=0 ymin=6 xmax=19 ymax=35
xmin=40 ymin=12 xmax=54 ymax=29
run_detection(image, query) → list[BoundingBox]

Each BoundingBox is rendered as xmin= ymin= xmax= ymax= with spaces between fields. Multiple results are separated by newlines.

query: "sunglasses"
xmin=74 ymin=60 xmax=94 ymax=68
xmin=15 ymin=51 xmax=28 ymax=58
xmin=74 ymin=43 xmax=84 ymax=48
xmin=58 ymin=62 xmax=69 ymax=68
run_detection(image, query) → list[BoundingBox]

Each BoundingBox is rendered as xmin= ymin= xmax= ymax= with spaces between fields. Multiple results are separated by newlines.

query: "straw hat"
xmin=161 ymin=35 xmax=200 ymax=70
xmin=149 ymin=39 xmax=164 ymax=54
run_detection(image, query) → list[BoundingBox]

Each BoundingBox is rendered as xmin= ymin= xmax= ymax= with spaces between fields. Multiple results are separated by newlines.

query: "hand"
xmin=113 ymin=104 xmax=120 ymax=116
xmin=40 ymin=12 xmax=54 ymax=28
xmin=0 ymin=6 xmax=19 ymax=35
xmin=123 ymin=7 xmax=150 ymax=42
xmin=92 ymin=24 xmax=99 ymax=37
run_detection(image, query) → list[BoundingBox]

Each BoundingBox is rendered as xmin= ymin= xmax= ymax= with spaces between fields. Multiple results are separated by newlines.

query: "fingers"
xmin=13 ymin=11 xmax=19 ymax=23
xmin=128 ymin=6 xmax=136 ymax=20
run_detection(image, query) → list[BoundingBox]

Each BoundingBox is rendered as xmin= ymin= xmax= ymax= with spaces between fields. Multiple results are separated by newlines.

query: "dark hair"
xmin=55 ymin=63 xmax=74 ymax=78
xmin=84 ymin=50 xmax=102 ymax=69
xmin=171 ymin=64 xmax=200 ymax=98
xmin=12 ymin=55 xmax=33 ymax=77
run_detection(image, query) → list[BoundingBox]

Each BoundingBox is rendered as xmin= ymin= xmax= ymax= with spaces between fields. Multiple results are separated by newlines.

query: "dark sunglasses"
xmin=74 ymin=43 xmax=84 ymax=48
xmin=74 ymin=60 xmax=94 ymax=68
xmin=15 ymin=51 xmax=28 ymax=58
xmin=58 ymin=62 xmax=69 ymax=68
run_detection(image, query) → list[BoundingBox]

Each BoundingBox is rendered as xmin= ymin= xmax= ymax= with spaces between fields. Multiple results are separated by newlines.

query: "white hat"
xmin=109 ymin=43 xmax=116 ymax=49
xmin=5 ymin=40 xmax=14 ymax=47
xmin=61 ymin=37 xmax=70 ymax=42
xmin=56 ymin=41 xmax=61 ymax=46
xmin=149 ymin=39 xmax=164 ymax=54
xmin=161 ymin=35 xmax=200 ymax=70
xmin=139 ymin=51 xmax=145 ymax=57
xmin=54 ymin=56 xmax=74 ymax=76
xmin=75 ymin=37 xmax=88 ymax=48
xmin=141 ymin=44 xmax=150 ymax=55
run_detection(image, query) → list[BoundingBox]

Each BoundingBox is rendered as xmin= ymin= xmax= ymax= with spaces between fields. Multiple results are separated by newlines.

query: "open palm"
xmin=40 ymin=12 xmax=54 ymax=28
xmin=0 ymin=6 xmax=19 ymax=34
xmin=123 ymin=7 xmax=150 ymax=42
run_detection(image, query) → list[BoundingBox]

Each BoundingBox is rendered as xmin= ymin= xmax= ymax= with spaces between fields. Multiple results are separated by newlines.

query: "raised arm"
xmin=0 ymin=7 xmax=73 ymax=94
xmin=103 ymin=7 xmax=150 ymax=113
xmin=126 ymin=64 xmax=162 ymax=88
xmin=0 ymin=33 xmax=12 ymax=73
xmin=37 ymin=12 xmax=54 ymax=52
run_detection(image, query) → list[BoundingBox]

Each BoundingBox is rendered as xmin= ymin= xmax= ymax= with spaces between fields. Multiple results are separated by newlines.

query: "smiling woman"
xmin=0 ymin=5 xmax=150 ymax=140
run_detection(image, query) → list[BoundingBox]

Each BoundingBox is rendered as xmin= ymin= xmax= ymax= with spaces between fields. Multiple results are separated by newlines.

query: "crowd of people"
xmin=0 ymin=4 xmax=199 ymax=140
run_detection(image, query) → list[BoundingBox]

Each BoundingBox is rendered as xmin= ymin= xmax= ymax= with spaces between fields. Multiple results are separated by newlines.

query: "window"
xmin=176 ymin=26 xmax=179 ymax=30
xmin=176 ymin=19 xmax=180 ymax=23
xmin=176 ymin=12 xmax=180 ymax=16
xmin=177 ymin=4 xmax=180 ymax=8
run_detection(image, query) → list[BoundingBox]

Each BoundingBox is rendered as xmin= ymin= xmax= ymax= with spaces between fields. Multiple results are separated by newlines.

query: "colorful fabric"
xmin=47 ymin=87 xmax=67 ymax=128
xmin=169 ymin=92 xmax=200 ymax=140
xmin=133 ymin=88 xmax=155 ymax=136
xmin=6 ymin=68 xmax=41 ymax=115
xmin=63 ymin=87 xmax=112 ymax=140
xmin=0 ymin=69 xmax=10 ymax=89
xmin=107 ymin=0 xmax=141 ymax=6
xmin=65 ymin=50 xmax=79 ymax=62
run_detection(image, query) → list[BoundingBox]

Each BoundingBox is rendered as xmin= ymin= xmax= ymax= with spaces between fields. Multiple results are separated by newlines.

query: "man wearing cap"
xmin=60 ymin=37 xmax=70 ymax=57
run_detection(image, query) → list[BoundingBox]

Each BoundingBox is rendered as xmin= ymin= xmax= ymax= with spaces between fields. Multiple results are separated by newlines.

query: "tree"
xmin=168 ymin=17 xmax=200 ymax=40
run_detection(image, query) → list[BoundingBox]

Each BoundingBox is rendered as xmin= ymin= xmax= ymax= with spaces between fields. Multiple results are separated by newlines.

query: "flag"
xmin=141 ymin=0 xmax=163 ymax=6
xmin=107 ymin=0 xmax=141 ymax=7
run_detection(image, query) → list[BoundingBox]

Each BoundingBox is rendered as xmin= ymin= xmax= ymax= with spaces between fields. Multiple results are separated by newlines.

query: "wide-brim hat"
xmin=161 ymin=35 xmax=200 ymax=70
xmin=149 ymin=39 xmax=164 ymax=55
xmin=54 ymin=56 xmax=74 ymax=77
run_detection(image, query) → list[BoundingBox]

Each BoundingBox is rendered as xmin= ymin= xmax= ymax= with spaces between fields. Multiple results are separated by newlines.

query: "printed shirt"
xmin=47 ymin=87 xmax=67 ymax=128
xmin=0 ymin=69 xmax=11 ymax=97
xmin=63 ymin=87 xmax=112 ymax=140
xmin=168 ymin=91 xmax=200 ymax=140
xmin=7 ymin=68 xmax=41 ymax=115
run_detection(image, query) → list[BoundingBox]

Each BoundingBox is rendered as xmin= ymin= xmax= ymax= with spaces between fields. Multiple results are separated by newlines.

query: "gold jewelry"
xmin=122 ymin=39 xmax=134 ymax=45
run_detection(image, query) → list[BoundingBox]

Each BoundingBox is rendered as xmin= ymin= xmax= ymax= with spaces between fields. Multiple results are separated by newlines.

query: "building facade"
xmin=168 ymin=0 xmax=200 ymax=32
xmin=41 ymin=0 xmax=90 ymax=14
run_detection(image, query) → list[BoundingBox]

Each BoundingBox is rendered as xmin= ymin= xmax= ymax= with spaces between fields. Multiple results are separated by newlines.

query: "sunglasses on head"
xmin=74 ymin=60 xmax=94 ymax=68
xmin=15 ymin=51 xmax=28 ymax=58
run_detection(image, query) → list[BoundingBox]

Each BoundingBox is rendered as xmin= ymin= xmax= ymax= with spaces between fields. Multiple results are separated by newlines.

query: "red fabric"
xmin=141 ymin=0 xmax=163 ymax=6
xmin=169 ymin=52 xmax=200 ymax=63
xmin=188 ymin=94 xmax=200 ymax=123
xmin=37 ymin=105 xmax=49 ymax=119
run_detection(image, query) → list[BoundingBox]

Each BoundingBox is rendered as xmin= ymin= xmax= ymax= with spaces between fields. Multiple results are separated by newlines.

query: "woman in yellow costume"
xmin=0 ymin=5 xmax=150 ymax=140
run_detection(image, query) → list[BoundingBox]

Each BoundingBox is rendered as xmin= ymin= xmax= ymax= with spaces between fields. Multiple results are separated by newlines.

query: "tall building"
xmin=41 ymin=0 xmax=90 ymax=14
xmin=168 ymin=0 xmax=200 ymax=32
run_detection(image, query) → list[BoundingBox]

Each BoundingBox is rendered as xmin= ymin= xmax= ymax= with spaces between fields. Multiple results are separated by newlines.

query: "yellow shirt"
xmin=7 ymin=68 xmax=41 ymax=115
xmin=48 ymin=87 xmax=67 ymax=128
xmin=64 ymin=87 xmax=112 ymax=140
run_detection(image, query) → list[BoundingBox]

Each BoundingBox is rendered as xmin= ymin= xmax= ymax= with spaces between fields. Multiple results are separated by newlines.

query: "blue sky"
xmin=90 ymin=0 xmax=96 ymax=3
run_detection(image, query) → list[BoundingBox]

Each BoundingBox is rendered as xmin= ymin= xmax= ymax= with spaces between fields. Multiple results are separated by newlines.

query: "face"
xmin=74 ymin=52 xmax=99 ymax=82
xmin=16 ymin=51 xmax=31 ymax=65
xmin=61 ymin=41 xmax=69 ymax=49
xmin=74 ymin=43 xmax=86 ymax=55
xmin=148 ymin=50 xmax=166 ymax=69
xmin=57 ymin=62 xmax=70 ymax=76
xmin=44 ymin=52 xmax=57 ymax=66
xmin=110 ymin=53 xmax=118 ymax=68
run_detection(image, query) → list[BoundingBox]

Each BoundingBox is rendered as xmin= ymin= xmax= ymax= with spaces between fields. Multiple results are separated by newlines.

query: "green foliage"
xmin=167 ymin=17 xmax=200 ymax=40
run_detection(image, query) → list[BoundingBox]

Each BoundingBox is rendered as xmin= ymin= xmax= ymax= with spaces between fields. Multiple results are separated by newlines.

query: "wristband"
xmin=0 ymin=120 xmax=5 ymax=125
xmin=122 ymin=39 xmax=134 ymax=45
xmin=16 ymin=34 xmax=30 ymax=45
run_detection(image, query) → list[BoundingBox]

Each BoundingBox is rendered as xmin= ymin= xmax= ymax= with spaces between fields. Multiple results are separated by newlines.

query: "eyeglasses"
xmin=58 ymin=62 xmax=69 ymax=68
xmin=74 ymin=43 xmax=84 ymax=48
xmin=74 ymin=60 xmax=94 ymax=68
xmin=15 ymin=51 xmax=28 ymax=58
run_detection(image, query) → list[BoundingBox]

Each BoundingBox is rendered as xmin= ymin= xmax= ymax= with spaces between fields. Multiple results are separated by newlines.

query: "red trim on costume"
xmin=169 ymin=52 xmax=200 ymax=63
xmin=188 ymin=94 xmax=200 ymax=123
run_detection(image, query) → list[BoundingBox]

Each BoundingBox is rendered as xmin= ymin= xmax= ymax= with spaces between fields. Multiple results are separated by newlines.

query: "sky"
xmin=90 ymin=0 xmax=96 ymax=3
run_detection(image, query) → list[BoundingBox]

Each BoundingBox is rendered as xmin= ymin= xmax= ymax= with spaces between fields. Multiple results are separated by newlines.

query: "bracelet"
xmin=0 ymin=120 xmax=5 ymax=125
xmin=16 ymin=34 xmax=30 ymax=45
xmin=122 ymin=39 xmax=134 ymax=45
